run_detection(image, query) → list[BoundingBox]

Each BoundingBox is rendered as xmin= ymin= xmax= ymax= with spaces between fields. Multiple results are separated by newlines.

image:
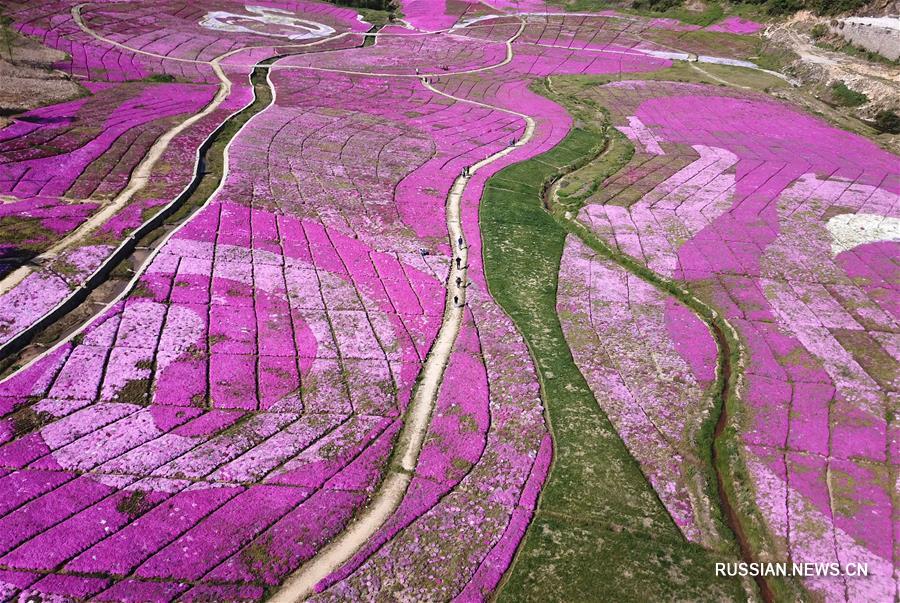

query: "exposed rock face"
xmin=830 ymin=16 xmax=900 ymax=60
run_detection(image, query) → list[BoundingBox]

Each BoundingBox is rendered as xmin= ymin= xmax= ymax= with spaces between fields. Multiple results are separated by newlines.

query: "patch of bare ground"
xmin=0 ymin=19 xmax=85 ymax=127
xmin=763 ymin=12 xmax=899 ymax=109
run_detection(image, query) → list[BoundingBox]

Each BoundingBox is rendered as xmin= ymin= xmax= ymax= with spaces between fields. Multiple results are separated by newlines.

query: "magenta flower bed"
xmin=566 ymin=79 xmax=898 ymax=600
xmin=0 ymin=5 xmax=559 ymax=596
xmin=0 ymin=82 xmax=216 ymax=199
xmin=705 ymin=16 xmax=764 ymax=35
xmin=2 ymin=2 xmax=889 ymax=601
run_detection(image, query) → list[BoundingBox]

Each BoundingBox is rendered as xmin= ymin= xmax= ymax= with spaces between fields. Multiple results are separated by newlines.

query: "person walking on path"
xmin=456 ymin=257 xmax=461 ymax=270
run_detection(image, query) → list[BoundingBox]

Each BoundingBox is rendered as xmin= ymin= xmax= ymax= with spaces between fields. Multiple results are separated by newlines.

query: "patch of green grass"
xmin=550 ymin=61 xmax=788 ymax=94
xmin=828 ymin=80 xmax=868 ymax=107
xmin=354 ymin=7 xmax=395 ymax=28
xmin=751 ymin=38 xmax=798 ymax=72
xmin=629 ymin=1 xmax=725 ymax=26
xmin=486 ymin=79 xmax=749 ymax=601
xmin=548 ymin=0 xmax=615 ymax=12
xmin=726 ymin=2 xmax=771 ymax=21
xmin=143 ymin=73 xmax=177 ymax=83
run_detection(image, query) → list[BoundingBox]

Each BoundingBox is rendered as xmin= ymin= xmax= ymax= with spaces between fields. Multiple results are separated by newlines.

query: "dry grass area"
xmin=0 ymin=22 xmax=84 ymax=127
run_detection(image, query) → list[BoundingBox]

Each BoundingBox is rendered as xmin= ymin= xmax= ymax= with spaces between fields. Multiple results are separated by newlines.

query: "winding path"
xmin=269 ymin=64 xmax=536 ymax=603
xmin=0 ymin=7 xmax=795 ymax=601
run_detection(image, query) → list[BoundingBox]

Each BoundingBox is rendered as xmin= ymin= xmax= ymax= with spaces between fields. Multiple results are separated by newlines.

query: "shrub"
xmin=633 ymin=0 xmax=684 ymax=10
xmin=810 ymin=23 xmax=828 ymax=39
xmin=144 ymin=73 xmax=176 ymax=83
xmin=873 ymin=109 xmax=900 ymax=134
xmin=829 ymin=80 xmax=868 ymax=107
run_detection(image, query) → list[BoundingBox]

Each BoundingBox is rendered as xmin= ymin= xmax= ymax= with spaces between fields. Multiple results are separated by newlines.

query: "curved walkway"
xmin=269 ymin=72 xmax=536 ymax=603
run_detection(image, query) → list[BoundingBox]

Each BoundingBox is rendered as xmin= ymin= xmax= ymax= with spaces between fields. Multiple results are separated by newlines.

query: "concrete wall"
xmin=830 ymin=17 xmax=900 ymax=61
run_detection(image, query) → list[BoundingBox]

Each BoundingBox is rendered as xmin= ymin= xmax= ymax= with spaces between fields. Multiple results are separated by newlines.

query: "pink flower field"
xmin=561 ymin=80 xmax=898 ymax=601
xmin=0 ymin=0 xmax=895 ymax=601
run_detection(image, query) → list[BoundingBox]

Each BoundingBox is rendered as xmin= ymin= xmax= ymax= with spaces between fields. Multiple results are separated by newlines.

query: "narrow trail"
xmin=269 ymin=65 xmax=535 ymax=603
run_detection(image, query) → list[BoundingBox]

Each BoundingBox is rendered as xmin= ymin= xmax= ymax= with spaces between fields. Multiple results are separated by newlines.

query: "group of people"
xmin=453 ymin=235 xmax=467 ymax=308
xmin=415 ymin=68 xmax=433 ymax=85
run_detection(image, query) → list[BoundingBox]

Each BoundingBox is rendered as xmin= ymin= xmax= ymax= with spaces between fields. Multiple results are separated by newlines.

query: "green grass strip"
xmin=484 ymin=92 xmax=749 ymax=603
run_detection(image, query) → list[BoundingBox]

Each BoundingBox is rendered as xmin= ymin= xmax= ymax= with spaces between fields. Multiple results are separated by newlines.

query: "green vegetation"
xmin=810 ymin=22 xmax=828 ymax=39
xmin=549 ymin=61 xmax=789 ymax=92
xmin=0 ymin=13 xmax=13 ymax=63
xmin=143 ymin=73 xmax=177 ymax=83
xmin=752 ymin=37 xmax=799 ymax=72
xmin=326 ymin=0 xmax=396 ymax=10
xmin=354 ymin=7 xmax=397 ymax=28
xmin=629 ymin=0 xmax=726 ymax=26
xmin=487 ymin=78 xmax=747 ymax=601
xmin=734 ymin=0 xmax=866 ymax=16
xmin=828 ymin=80 xmax=868 ymax=107
xmin=873 ymin=109 xmax=900 ymax=134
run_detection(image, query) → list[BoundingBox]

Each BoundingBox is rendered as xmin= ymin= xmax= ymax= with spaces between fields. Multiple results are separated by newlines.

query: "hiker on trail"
xmin=510 ymin=138 xmax=516 ymax=146
xmin=456 ymin=257 xmax=461 ymax=270
xmin=456 ymin=276 xmax=462 ymax=287
xmin=454 ymin=295 xmax=459 ymax=306
xmin=457 ymin=235 xmax=464 ymax=248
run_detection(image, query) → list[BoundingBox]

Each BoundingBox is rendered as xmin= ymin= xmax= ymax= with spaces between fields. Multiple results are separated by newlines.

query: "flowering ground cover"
xmin=0 ymin=6 xmax=556 ymax=599
xmin=552 ymin=75 xmax=898 ymax=601
xmin=0 ymin=1 xmax=893 ymax=602
xmin=0 ymin=0 xmax=372 ymax=353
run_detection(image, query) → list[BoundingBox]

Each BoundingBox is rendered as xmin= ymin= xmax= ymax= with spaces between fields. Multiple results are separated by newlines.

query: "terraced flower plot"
xmin=0 ymin=0 xmax=896 ymax=601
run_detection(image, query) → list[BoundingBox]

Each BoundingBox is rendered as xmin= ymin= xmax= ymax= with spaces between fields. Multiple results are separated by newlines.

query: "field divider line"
xmin=268 ymin=50 xmax=536 ymax=603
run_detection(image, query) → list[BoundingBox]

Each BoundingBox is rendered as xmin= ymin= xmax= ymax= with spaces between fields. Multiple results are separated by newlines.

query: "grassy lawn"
xmin=550 ymin=61 xmax=789 ymax=92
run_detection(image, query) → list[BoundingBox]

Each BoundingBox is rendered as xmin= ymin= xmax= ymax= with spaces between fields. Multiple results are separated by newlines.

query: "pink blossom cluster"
xmin=0 ymin=0 xmax=369 ymax=347
xmin=566 ymin=79 xmax=898 ymax=601
xmin=0 ymin=2 xmax=845 ymax=601
xmin=0 ymin=8 xmax=574 ymax=599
